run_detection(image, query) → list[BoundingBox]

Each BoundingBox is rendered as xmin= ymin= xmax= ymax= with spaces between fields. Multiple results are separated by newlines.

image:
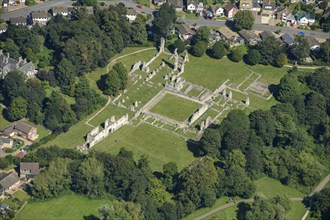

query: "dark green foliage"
xmin=190 ymin=41 xmax=207 ymax=57
xmin=102 ymin=63 xmax=128 ymax=96
xmin=153 ymin=3 xmax=177 ymax=40
xmin=1 ymin=71 xmax=27 ymax=102
xmin=289 ymin=35 xmax=310 ymax=62
xmin=234 ymin=11 xmax=255 ymax=30
xmin=195 ymin=26 xmax=210 ymax=42
xmin=0 ymin=39 xmax=20 ymax=59
xmin=305 ymin=92 xmax=327 ymax=127
xmin=310 ymin=188 xmax=330 ymax=220
xmin=211 ymin=40 xmax=228 ymax=59
xmin=276 ymin=74 xmax=301 ymax=104
xmin=7 ymin=96 xmax=27 ymax=121
xmin=229 ymin=45 xmax=247 ymax=62
xmin=171 ymin=39 xmax=186 ymax=54
xmin=54 ymin=58 xmax=76 ymax=95
xmin=131 ymin=15 xmax=147 ymax=44
xmin=256 ymin=37 xmax=283 ymax=66
xmin=249 ymin=110 xmax=276 ymax=146
xmin=200 ymin=128 xmax=221 ymax=158
xmin=246 ymin=49 xmax=261 ymax=65
xmin=77 ymin=0 xmax=97 ymax=6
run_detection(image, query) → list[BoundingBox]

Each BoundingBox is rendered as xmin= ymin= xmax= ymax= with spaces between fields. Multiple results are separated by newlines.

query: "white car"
xmin=10 ymin=2 xmax=17 ymax=6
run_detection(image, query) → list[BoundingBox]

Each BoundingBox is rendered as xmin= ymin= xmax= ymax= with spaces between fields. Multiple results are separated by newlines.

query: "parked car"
xmin=136 ymin=4 xmax=142 ymax=9
xmin=10 ymin=2 xmax=17 ymax=6
xmin=298 ymin=31 xmax=305 ymax=35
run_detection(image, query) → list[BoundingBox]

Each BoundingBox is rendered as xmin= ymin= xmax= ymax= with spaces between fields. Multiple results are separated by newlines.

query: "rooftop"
xmin=10 ymin=17 xmax=27 ymax=24
xmin=176 ymin=24 xmax=193 ymax=35
xmin=20 ymin=162 xmax=40 ymax=175
xmin=238 ymin=29 xmax=259 ymax=41
xmin=217 ymin=26 xmax=238 ymax=39
xmin=0 ymin=172 xmax=20 ymax=191
xmin=31 ymin=11 xmax=49 ymax=19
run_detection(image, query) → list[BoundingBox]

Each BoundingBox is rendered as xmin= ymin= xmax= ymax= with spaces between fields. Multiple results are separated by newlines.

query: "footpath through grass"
xmin=93 ymin=123 xmax=195 ymax=171
xmin=16 ymin=193 xmax=110 ymax=220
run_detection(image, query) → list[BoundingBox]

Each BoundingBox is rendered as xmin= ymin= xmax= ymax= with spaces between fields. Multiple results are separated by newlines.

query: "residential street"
xmin=1 ymin=0 xmax=329 ymax=39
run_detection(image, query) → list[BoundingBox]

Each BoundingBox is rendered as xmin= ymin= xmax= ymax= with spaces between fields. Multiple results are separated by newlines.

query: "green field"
xmin=286 ymin=201 xmax=307 ymax=220
xmin=183 ymin=57 xmax=287 ymax=91
xmin=16 ymin=193 xmax=110 ymax=220
xmin=255 ymin=177 xmax=306 ymax=198
xmin=12 ymin=190 xmax=29 ymax=202
xmin=93 ymin=123 xmax=195 ymax=171
xmin=207 ymin=205 xmax=238 ymax=220
xmin=150 ymin=94 xmax=201 ymax=122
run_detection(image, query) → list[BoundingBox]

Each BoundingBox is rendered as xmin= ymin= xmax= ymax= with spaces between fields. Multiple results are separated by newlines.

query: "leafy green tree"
xmin=226 ymin=149 xmax=246 ymax=168
xmin=305 ymin=92 xmax=327 ymax=127
xmin=222 ymin=126 xmax=250 ymax=151
xmin=200 ymin=128 xmax=221 ymax=158
xmin=159 ymin=202 xmax=178 ymax=220
xmin=246 ymin=49 xmax=261 ymax=65
xmin=99 ymin=200 xmax=143 ymax=220
xmin=55 ymin=58 xmax=76 ymax=95
xmin=256 ymin=36 xmax=283 ymax=66
xmin=249 ymin=110 xmax=276 ymax=146
xmin=276 ymin=53 xmax=288 ymax=67
xmin=32 ymin=158 xmax=72 ymax=199
xmin=195 ymin=26 xmax=210 ymax=42
xmin=103 ymin=69 xmax=121 ymax=96
xmin=310 ymin=188 xmax=330 ymax=220
xmin=0 ymin=39 xmax=20 ymax=59
xmin=289 ymin=35 xmax=310 ymax=62
xmin=7 ymin=96 xmax=27 ymax=121
xmin=130 ymin=15 xmax=147 ymax=44
xmin=23 ymin=48 xmax=37 ymax=63
xmin=234 ymin=11 xmax=255 ymax=30
xmin=190 ymin=41 xmax=207 ymax=57
xmin=153 ymin=3 xmax=177 ymax=40
xmin=276 ymin=74 xmax=301 ymax=104
xmin=211 ymin=40 xmax=228 ymax=59
xmin=1 ymin=71 xmax=27 ymax=102
xmin=171 ymin=39 xmax=186 ymax=54
xmin=230 ymin=45 xmax=247 ymax=62
xmin=77 ymin=0 xmax=97 ymax=6
xmin=113 ymin=62 xmax=128 ymax=90
xmin=162 ymin=162 xmax=178 ymax=191
xmin=147 ymin=178 xmax=172 ymax=207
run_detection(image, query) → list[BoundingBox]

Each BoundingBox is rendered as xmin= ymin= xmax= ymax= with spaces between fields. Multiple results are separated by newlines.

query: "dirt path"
xmin=284 ymin=64 xmax=330 ymax=70
xmin=194 ymin=173 xmax=330 ymax=220
xmin=85 ymin=96 xmax=111 ymax=128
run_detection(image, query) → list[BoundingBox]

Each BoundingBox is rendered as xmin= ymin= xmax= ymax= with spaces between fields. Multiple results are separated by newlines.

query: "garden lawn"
xmin=93 ymin=123 xmax=195 ymax=171
xmin=0 ymin=107 xmax=11 ymax=129
xmin=286 ymin=201 xmax=307 ymax=220
xmin=255 ymin=176 xmax=306 ymax=198
xmin=183 ymin=57 xmax=287 ymax=91
xmin=12 ymin=190 xmax=29 ymax=202
xmin=15 ymin=194 xmax=111 ymax=220
xmin=150 ymin=94 xmax=201 ymax=122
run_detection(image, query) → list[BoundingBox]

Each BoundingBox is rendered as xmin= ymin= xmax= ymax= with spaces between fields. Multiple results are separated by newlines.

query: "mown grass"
xmin=286 ymin=201 xmax=307 ymax=220
xmin=16 ymin=193 xmax=111 ymax=220
xmin=0 ymin=107 xmax=12 ymax=130
xmin=12 ymin=190 xmax=29 ymax=202
xmin=150 ymin=94 xmax=201 ymax=122
xmin=93 ymin=123 xmax=195 ymax=171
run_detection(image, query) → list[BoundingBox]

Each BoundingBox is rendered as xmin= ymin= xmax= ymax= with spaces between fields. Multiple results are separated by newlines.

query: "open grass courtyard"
xmin=16 ymin=193 xmax=110 ymax=220
xmin=150 ymin=94 xmax=201 ymax=122
xmin=93 ymin=123 xmax=195 ymax=171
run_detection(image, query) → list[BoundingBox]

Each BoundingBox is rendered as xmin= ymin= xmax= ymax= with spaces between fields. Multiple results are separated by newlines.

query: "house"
xmin=153 ymin=0 xmax=166 ymax=6
xmin=238 ymin=29 xmax=260 ymax=45
xmin=176 ymin=24 xmax=195 ymax=40
xmin=0 ymin=24 xmax=7 ymax=34
xmin=20 ymin=162 xmax=40 ymax=179
xmin=295 ymin=13 xmax=315 ymax=25
xmin=209 ymin=4 xmax=224 ymax=17
xmin=31 ymin=11 xmax=50 ymax=26
xmin=252 ymin=0 xmax=261 ymax=11
xmin=224 ymin=3 xmax=238 ymax=19
xmin=197 ymin=2 xmax=204 ymax=13
xmin=187 ymin=0 xmax=198 ymax=12
xmin=0 ymin=136 xmax=13 ymax=149
xmin=126 ymin=8 xmax=138 ymax=22
xmin=280 ymin=33 xmax=294 ymax=46
xmin=167 ymin=0 xmax=183 ymax=12
xmin=217 ymin=26 xmax=242 ymax=44
xmin=10 ymin=17 xmax=27 ymax=26
xmin=259 ymin=31 xmax=274 ymax=40
xmin=262 ymin=0 xmax=276 ymax=12
xmin=0 ymin=172 xmax=20 ymax=197
xmin=275 ymin=8 xmax=293 ymax=22
xmin=0 ymin=50 xmax=37 ymax=79
xmin=306 ymin=36 xmax=320 ymax=50
xmin=240 ymin=0 xmax=253 ymax=10
xmin=2 ymin=122 xmax=38 ymax=141
xmin=67 ymin=6 xmax=94 ymax=15
xmin=52 ymin=6 xmax=69 ymax=16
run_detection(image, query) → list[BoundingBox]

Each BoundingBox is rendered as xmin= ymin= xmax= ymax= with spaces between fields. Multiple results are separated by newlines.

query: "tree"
xmin=153 ymin=3 xmax=177 ymax=40
xmin=7 ymin=96 xmax=27 ymax=121
xmin=249 ymin=110 xmax=276 ymax=146
xmin=103 ymin=69 xmax=121 ymax=96
xmin=305 ymin=92 xmax=327 ymax=127
xmin=1 ymin=71 xmax=27 ymax=102
xmin=73 ymin=157 xmax=105 ymax=198
xmin=234 ymin=11 xmax=255 ymax=30
xmin=99 ymin=200 xmax=143 ymax=220
xmin=190 ymin=41 xmax=207 ymax=57
xmin=256 ymin=36 xmax=283 ymax=66
xmin=276 ymin=53 xmax=288 ymax=67
xmin=289 ymin=35 xmax=310 ymax=62
xmin=276 ymin=74 xmax=301 ymax=104
xmin=310 ymin=188 xmax=330 ymax=220
xmin=230 ymin=45 xmax=247 ymax=62
xmin=195 ymin=26 xmax=210 ymax=42
xmin=200 ymin=128 xmax=221 ymax=158
xmin=77 ymin=0 xmax=97 ymax=6
xmin=211 ymin=40 xmax=228 ymax=59
xmin=0 ymin=39 xmax=20 ymax=59
xmin=162 ymin=162 xmax=178 ymax=191
xmin=246 ymin=49 xmax=261 ymax=65
xmin=113 ymin=62 xmax=128 ymax=90
xmin=131 ymin=15 xmax=147 ymax=44
xmin=147 ymin=178 xmax=172 ymax=207
xmin=55 ymin=58 xmax=76 ymax=95
xmin=171 ymin=39 xmax=186 ymax=54
xmin=226 ymin=149 xmax=246 ymax=168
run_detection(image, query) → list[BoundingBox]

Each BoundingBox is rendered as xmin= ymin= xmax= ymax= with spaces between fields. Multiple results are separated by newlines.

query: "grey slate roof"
xmin=20 ymin=162 xmax=40 ymax=175
xmin=238 ymin=29 xmax=259 ymax=41
xmin=280 ymin=33 xmax=294 ymax=45
xmin=15 ymin=122 xmax=34 ymax=134
xmin=0 ymin=172 xmax=19 ymax=191
xmin=10 ymin=17 xmax=27 ymax=25
xmin=167 ymin=0 xmax=183 ymax=8
xmin=259 ymin=31 xmax=274 ymax=40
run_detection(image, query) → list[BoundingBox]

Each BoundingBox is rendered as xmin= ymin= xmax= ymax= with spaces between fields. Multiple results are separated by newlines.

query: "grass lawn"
xmin=286 ymin=201 xmax=307 ymax=220
xmin=12 ymin=190 xmax=29 ymax=202
xmin=0 ymin=107 xmax=11 ymax=129
xmin=150 ymin=94 xmax=201 ymax=122
xmin=16 ymin=193 xmax=111 ymax=220
xmin=93 ymin=123 xmax=195 ymax=171
xmin=206 ymin=205 xmax=238 ymax=220
xmin=183 ymin=57 xmax=287 ymax=91
xmin=255 ymin=176 xmax=306 ymax=198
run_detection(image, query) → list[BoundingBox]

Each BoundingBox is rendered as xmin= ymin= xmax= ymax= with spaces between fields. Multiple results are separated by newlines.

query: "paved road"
xmin=1 ymin=0 xmax=329 ymax=39
xmin=195 ymin=173 xmax=330 ymax=220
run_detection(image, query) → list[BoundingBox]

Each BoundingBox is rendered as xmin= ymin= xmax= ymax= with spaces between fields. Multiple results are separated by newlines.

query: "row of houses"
xmin=0 ymin=162 xmax=39 ymax=198
xmin=175 ymin=23 xmax=321 ymax=51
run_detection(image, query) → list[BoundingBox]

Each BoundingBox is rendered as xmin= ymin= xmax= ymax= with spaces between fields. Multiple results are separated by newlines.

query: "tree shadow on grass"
xmin=96 ymin=74 xmax=107 ymax=92
xmin=186 ymin=139 xmax=202 ymax=157
xmin=236 ymin=202 xmax=251 ymax=220
xmin=268 ymin=84 xmax=279 ymax=96
xmin=83 ymin=215 xmax=100 ymax=220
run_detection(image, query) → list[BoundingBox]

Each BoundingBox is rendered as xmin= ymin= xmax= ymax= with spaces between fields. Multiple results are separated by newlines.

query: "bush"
xmin=190 ymin=41 xmax=207 ymax=57
xmin=229 ymin=45 xmax=247 ymax=62
xmin=246 ymin=49 xmax=261 ymax=65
